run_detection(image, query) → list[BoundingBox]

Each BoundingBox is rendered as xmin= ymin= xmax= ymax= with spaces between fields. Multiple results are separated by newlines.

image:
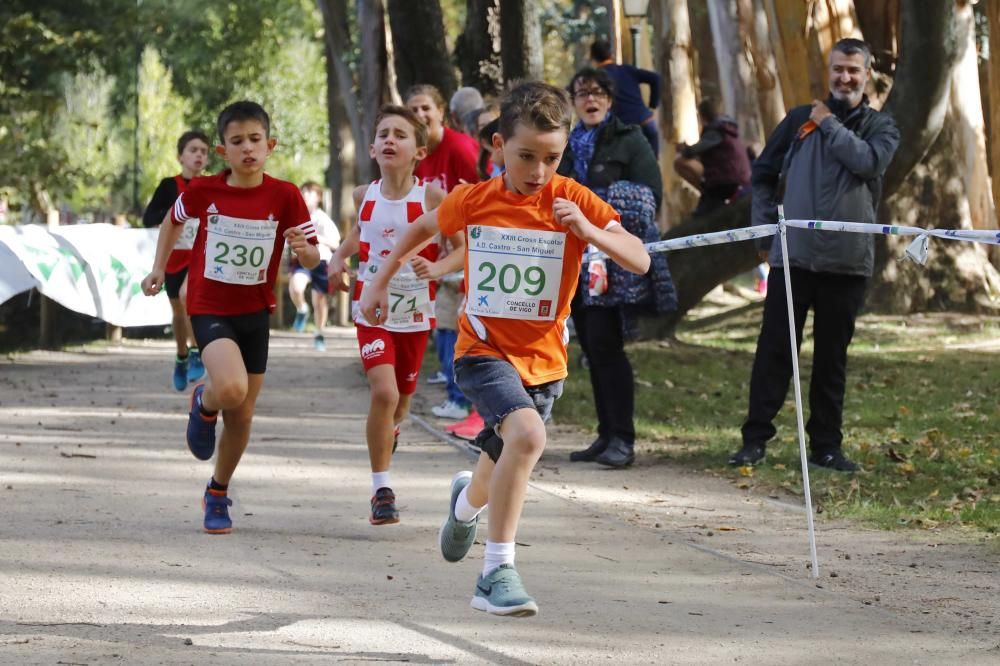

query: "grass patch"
xmin=554 ymin=311 xmax=1000 ymax=533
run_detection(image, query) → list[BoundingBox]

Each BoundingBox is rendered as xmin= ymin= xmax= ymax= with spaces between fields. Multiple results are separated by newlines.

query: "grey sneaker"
xmin=471 ymin=564 xmax=538 ymax=617
xmin=439 ymin=471 xmax=477 ymax=562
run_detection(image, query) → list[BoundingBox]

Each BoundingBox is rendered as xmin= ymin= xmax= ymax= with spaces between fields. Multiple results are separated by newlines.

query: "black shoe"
xmin=570 ymin=436 xmax=609 ymax=462
xmin=728 ymin=444 xmax=766 ymax=466
xmin=595 ymin=437 xmax=635 ymax=468
xmin=369 ymin=487 xmax=400 ymax=525
xmin=809 ymin=450 xmax=859 ymax=472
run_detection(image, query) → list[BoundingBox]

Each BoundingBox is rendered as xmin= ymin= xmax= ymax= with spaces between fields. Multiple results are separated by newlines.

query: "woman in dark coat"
xmin=558 ymin=67 xmax=673 ymax=468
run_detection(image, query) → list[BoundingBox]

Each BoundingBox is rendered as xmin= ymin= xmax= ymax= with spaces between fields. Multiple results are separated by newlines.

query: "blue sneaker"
xmin=203 ymin=487 xmax=232 ymax=534
xmin=186 ymin=349 xmax=205 ymax=383
xmin=292 ymin=311 xmax=308 ymax=332
xmin=172 ymin=357 xmax=188 ymax=391
xmin=186 ymin=384 xmax=217 ymax=461
xmin=471 ymin=564 xmax=538 ymax=617
xmin=439 ymin=471 xmax=477 ymax=562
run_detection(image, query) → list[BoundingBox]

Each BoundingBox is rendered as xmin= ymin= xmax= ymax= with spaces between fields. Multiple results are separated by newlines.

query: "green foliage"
xmin=51 ymin=62 xmax=129 ymax=213
xmin=136 ymin=47 xmax=191 ymax=206
xmin=556 ymin=313 xmax=1000 ymax=533
xmin=243 ymin=35 xmax=329 ymax=186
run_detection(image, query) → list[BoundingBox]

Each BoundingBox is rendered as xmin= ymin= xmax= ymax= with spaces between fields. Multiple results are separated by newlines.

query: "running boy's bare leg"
xmin=214 ymin=373 xmax=265 ymax=485
xmin=485 ymin=407 xmax=546 ymax=542
xmin=366 ymin=364 xmax=399 ymax=474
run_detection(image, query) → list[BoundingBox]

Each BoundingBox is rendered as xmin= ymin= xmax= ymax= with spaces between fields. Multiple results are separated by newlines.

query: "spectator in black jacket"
xmin=558 ymin=67 xmax=664 ymax=469
xmin=729 ymin=39 xmax=900 ymax=473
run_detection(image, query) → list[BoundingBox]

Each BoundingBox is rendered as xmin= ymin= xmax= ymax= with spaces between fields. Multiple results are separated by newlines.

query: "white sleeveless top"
xmin=352 ymin=179 xmax=438 ymax=332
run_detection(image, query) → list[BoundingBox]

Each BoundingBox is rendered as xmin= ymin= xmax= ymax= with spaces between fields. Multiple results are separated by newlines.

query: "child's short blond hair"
xmin=497 ymin=82 xmax=571 ymax=140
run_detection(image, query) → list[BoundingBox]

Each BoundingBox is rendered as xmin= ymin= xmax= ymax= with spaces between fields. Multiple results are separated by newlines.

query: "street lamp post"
xmin=622 ymin=0 xmax=651 ymax=67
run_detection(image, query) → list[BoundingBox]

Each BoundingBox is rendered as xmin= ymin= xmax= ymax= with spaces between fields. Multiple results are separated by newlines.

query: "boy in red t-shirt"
xmin=142 ymin=101 xmax=319 ymax=534
xmin=329 ymin=105 xmax=462 ymax=525
xmin=141 ymin=130 xmax=210 ymax=391
xmin=361 ymin=83 xmax=650 ymax=616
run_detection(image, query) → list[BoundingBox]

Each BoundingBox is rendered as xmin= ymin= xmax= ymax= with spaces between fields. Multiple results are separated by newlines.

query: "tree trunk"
xmin=853 ymin=0 xmax=898 ymax=74
xmin=651 ymin=0 xmax=701 ymax=227
xmin=986 ymin=0 xmax=1000 ymax=240
xmin=500 ymin=0 xmax=545 ymax=81
xmin=386 ymin=0 xmax=456 ymax=100
xmin=707 ymin=0 xmax=765 ymax=150
xmin=317 ymin=0 xmax=369 ymax=184
xmin=323 ymin=36 xmax=346 ymax=221
xmin=810 ymin=0 xmax=860 ymax=60
xmin=764 ymin=0 xmax=824 ymax=107
xmin=687 ymin=0 xmax=721 ymax=103
xmin=357 ymin=0 xmax=391 ymax=180
xmin=456 ymin=0 xmax=504 ymax=96
xmin=880 ymin=1 xmax=959 ymax=196
xmin=638 ymin=197 xmax=760 ymax=337
xmin=741 ymin=0 xmax=785 ymax=138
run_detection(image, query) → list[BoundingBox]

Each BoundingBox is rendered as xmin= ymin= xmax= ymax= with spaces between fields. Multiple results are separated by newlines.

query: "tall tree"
xmin=386 ymin=0 xmax=456 ymax=99
xmin=357 ymin=0 xmax=391 ymax=180
xmin=740 ymin=0 xmax=785 ymax=138
xmin=317 ymin=0 xmax=369 ymax=186
xmin=707 ymin=0 xmax=764 ymax=148
xmin=500 ymin=0 xmax=545 ymax=81
xmin=456 ymin=0 xmax=504 ymax=96
xmin=651 ymin=0 xmax=701 ymax=227
xmin=985 ymin=0 xmax=1000 ymax=237
xmin=871 ymin=0 xmax=1000 ymax=311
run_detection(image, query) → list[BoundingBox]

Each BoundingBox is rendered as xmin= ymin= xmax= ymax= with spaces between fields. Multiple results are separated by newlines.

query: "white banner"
xmin=0 ymin=224 xmax=172 ymax=327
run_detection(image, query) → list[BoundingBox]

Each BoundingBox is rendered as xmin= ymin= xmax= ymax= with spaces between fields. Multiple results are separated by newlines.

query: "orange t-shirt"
xmin=437 ymin=174 xmax=620 ymax=386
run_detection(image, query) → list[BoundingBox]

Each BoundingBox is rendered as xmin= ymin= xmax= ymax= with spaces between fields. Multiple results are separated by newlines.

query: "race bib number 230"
xmin=203 ymin=214 xmax=278 ymax=285
xmin=465 ymin=225 xmax=565 ymax=321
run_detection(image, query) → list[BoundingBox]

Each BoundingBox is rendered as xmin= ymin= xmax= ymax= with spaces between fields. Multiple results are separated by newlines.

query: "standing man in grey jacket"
xmin=728 ymin=38 xmax=900 ymax=472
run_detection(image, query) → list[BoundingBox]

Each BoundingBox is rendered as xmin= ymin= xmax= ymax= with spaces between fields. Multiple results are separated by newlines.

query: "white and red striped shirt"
xmin=352 ymin=179 xmax=438 ymax=332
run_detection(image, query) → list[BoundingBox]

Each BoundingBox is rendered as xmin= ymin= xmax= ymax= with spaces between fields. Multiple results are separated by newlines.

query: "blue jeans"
xmin=455 ymin=355 xmax=564 ymax=463
xmin=435 ymin=328 xmax=468 ymax=406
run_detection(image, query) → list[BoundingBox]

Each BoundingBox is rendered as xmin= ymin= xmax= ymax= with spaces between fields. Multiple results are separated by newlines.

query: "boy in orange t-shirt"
xmin=360 ymin=82 xmax=650 ymax=617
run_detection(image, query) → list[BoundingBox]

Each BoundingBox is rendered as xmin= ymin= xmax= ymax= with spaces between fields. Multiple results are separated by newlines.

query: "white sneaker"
xmin=426 ymin=371 xmax=448 ymax=385
xmin=432 ymin=399 xmax=470 ymax=420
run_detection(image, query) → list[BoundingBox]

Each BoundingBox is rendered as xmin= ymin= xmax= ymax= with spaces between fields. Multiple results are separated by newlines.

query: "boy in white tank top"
xmin=329 ymin=105 xmax=464 ymax=525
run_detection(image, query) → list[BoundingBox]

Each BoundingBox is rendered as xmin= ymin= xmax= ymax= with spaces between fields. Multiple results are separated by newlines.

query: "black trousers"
xmin=742 ymin=268 xmax=868 ymax=454
xmin=571 ymin=294 xmax=635 ymax=444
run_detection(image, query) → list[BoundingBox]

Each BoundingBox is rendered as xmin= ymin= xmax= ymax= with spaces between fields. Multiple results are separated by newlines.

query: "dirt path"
xmin=0 ymin=328 xmax=997 ymax=665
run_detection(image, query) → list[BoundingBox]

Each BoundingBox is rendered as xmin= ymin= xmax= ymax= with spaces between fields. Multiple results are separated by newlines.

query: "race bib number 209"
xmin=465 ymin=225 xmax=565 ymax=321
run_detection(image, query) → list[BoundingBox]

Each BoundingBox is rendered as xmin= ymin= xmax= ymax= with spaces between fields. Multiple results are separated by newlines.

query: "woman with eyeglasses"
xmin=558 ymin=67 xmax=674 ymax=469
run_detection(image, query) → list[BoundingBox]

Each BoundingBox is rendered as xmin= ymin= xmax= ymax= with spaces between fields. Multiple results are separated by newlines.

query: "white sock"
xmin=371 ymin=471 xmax=391 ymax=494
xmin=454 ymin=486 xmax=485 ymax=523
xmin=483 ymin=541 xmax=515 ymax=576
xmin=297 ymin=303 xmax=309 ymax=314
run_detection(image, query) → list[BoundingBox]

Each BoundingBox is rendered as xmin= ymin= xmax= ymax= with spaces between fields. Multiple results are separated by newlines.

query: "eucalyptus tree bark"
xmin=880 ymin=1 xmax=959 ymax=195
xmin=706 ymin=0 xmax=764 ymax=148
xmin=687 ymin=0 xmax=721 ymax=102
xmin=853 ymin=0 xmax=898 ymax=74
xmin=985 ymin=0 xmax=1000 ymax=238
xmin=317 ymin=0 xmax=370 ymax=183
xmin=764 ymin=0 xmax=824 ymax=106
xmin=650 ymin=0 xmax=701 ymax=227
xmin=456 ymin=0 xmax=503 ymax=96
xmin=357 ymin=0 xmax=391 ymax=180
xmin=740 ymin=0 xmax=785 ymax=138
xmin=386 ymin=0 xmax=456 ymax=100
xmin=499 ymin=0 xmax=544 ymax=81
xmin=871 ymin=0 xmax=1000 ymax=311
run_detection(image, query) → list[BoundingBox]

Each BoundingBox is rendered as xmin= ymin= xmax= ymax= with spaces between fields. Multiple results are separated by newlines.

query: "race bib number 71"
xmin=465 ymin=225 xmax=565 ymax=320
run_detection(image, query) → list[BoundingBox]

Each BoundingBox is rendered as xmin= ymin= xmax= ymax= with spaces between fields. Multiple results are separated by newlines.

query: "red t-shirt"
xmin=414 ymin=127 xmax=480 ymax=193
xmin=171 ymin=171 xmax=316 ymax=316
